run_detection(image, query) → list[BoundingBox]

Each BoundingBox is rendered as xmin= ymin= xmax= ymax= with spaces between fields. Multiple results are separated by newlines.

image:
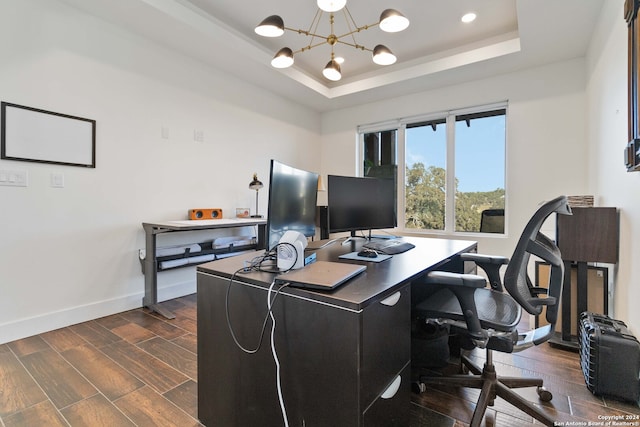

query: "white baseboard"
xmin=0 ymin=281 xmax=196 ymax=345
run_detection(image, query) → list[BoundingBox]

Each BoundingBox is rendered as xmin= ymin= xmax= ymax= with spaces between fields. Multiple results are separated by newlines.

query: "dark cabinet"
xmin=197 ymin=273 xmax=411 ymax=427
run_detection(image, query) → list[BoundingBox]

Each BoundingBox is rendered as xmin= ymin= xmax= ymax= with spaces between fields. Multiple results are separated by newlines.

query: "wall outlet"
xmin=194 ymin=129 xmax=204 ymax=142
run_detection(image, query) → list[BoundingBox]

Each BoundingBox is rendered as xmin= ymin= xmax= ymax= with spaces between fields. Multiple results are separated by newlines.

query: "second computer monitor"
xmin=327 ymin=174 xmax=396 ymax=235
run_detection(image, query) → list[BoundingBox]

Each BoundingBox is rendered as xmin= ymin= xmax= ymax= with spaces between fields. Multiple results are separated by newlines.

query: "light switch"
xmin=51 ymin=172 xmax=65 ymax=188
xmin=0 ymin=169 xmax=28 ymax=187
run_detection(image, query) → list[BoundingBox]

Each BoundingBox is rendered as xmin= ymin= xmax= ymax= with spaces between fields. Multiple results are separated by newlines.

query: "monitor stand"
xmin=341 ymin=230 xmax=370 ymax=246
xmin=342 ymin=229 xmax=398 ymax=245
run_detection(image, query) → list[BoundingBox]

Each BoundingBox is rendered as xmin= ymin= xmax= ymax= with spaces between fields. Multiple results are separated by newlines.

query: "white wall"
xmin=586 ymin=0 xmax=640 ymax=333
xmin=320 ymin=59 xmax=590 ymax=259
xmin=0 ymin=0 xmax=321 ymax=343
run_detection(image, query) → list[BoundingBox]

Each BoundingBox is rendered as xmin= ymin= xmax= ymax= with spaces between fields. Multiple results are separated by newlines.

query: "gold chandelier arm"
xmin=335 ymin=39 xmax=372 ymax=52
xmin=293 ymin=39 xmax=333 ymax=54
xmin=284 ymin=27 xmax=327 ymax=39
xmin=343 ymin=6 xmax=360 ymax=28
xmin=308 ymin=9 xmax=323 ymax=46
xmin=340 ymin=7 xmax=358 ymax=46
xmin=335 ymin=22 xmax=380 ymax=40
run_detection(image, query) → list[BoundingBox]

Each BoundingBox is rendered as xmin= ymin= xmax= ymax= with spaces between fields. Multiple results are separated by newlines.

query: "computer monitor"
xmin=327 ymin=175 xmax=396 ymax=236
xmin=266 ymin=160 xmax=319 ymax=251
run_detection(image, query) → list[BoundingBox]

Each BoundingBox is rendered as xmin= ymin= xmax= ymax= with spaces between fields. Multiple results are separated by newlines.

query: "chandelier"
xmin=254 ymin=0 xmax=409 ymax=81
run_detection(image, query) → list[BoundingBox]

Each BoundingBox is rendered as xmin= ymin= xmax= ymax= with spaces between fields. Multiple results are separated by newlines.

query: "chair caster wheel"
xmin=537 ymin=386 xmax=553 ymax=402
xmin=412 ymin=381 xmax=426 ymax=394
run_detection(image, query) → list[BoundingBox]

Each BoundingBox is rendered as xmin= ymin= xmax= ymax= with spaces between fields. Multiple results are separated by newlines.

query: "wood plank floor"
xmin=1 ymin=294 xmax=638 ymax=426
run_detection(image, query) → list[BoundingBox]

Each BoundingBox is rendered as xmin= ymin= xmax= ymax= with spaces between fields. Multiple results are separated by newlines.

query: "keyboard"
xmin=363 ymin=240 xmax=415 ymax=255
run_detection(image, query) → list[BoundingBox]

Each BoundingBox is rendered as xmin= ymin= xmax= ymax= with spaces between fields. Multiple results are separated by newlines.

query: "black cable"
xmin=224 ymin=241 xmax=298 ymax=354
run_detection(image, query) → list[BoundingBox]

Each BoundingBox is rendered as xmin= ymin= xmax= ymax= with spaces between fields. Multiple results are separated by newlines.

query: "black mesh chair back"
xmin=503 ymin=196 xmax=572 ymax=341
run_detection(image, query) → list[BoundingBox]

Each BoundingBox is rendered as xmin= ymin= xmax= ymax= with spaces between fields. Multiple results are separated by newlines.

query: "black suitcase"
xmin=578 ymin=312 xmax=640 ymax=402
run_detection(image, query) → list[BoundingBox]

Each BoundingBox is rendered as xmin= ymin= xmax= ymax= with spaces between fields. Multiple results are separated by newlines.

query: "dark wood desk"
xmin=196 ymin=236 xmax=476 ymax=427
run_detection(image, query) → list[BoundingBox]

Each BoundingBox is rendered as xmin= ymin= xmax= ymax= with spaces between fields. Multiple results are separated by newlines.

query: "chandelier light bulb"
xmin=271 ymin=47 xmax=294 ymax=68
xmin=372 ymin=45 xmax=396 ymax=65
xmin=317 ymin=0 xmax=347 ymax=13
xmin=322 ymin=59 xmax=342 ymax=81
xmin=379 ymin=9 xmax=410 ymax=33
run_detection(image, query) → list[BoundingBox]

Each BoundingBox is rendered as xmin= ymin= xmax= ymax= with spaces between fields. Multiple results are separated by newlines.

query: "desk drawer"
xmin=361 ymin=284 xmax=411 ymax=408
xmin=363 ymin=363 xmax=410 ymax=426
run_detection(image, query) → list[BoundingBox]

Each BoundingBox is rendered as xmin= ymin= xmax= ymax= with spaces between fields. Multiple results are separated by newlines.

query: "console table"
xmin=141 ymin=218 xmax=266 ymax=319
xmin=196 ymin=236 xmax=476 ymax=426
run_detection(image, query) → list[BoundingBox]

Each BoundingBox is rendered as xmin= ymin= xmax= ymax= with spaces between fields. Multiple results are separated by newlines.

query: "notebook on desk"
xmin=275 ymin=261 xmax=366 ymax=290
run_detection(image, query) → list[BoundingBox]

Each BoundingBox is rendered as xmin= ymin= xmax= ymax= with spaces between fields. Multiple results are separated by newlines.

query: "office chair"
xmin=413 ymin=196 xmax=571 ymax=427
xmin=479 ymin=208 xmax=505 ymax=234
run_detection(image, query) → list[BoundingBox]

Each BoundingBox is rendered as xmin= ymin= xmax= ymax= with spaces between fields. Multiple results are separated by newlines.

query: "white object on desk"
xmin=277 ymin=230 xmax=308 ymax=270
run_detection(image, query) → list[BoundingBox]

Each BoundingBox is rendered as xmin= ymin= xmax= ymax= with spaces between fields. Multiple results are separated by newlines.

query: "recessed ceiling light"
xmin=461 ymin=12 xmax=476 ymax=23
xmin=335 ymin=56 xmax=345 ymax=64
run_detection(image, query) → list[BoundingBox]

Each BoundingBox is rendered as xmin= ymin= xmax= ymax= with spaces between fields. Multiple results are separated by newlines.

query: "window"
xmin=359 ymin=104 xmax=506 ymax=235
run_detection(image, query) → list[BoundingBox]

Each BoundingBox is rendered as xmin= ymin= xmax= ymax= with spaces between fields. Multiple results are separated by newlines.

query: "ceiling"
xmin=57 ymin=0 xmax=603 ymax=112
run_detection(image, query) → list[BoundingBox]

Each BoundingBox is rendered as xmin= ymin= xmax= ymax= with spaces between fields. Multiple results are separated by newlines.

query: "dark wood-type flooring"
xmin=1 ymin=293 xmax=639 ymax=426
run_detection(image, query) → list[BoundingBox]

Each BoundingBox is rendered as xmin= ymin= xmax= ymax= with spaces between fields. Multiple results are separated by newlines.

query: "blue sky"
xmin=405 ymin=115 xmax=505 ymax=193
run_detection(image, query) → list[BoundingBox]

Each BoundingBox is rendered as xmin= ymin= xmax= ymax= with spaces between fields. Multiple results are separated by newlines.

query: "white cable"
xmin=268 ymin=279 xmax=289 ymax=427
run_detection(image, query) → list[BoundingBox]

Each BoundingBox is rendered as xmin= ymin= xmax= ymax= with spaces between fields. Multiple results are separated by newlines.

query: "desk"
xmin=196 ymin=236 xmax=476 ymax=426
xmin=142 ymin=218 xmax=266 ymax=319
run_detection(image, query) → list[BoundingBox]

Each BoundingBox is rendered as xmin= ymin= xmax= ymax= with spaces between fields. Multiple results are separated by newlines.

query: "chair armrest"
xmin=460 ymin=253 xmax=509 ymax=266
xmin=529 ymin=286 xmax=548 ymax=296
xmin=460 ymin=253 xmax=509 ymax=291
xmin=425 ymin=271 xmax=487 ymax=288
xmin=424 ymin=271 xmax=488 ymax=345
xmin=529 ymin=296 xmax=557 ymax=307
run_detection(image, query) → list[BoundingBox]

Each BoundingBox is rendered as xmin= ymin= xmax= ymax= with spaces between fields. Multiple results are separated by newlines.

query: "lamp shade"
xmin=249 ymin=173 xmax=264 ymax=190
xmin=379 ymin=9 xmax=409 ymax=32
xmin=372 ymin=45 xmax=396 ymax=65
xmin=322 ymin=59 xmax=342 ymax=81
xmin=317 ymin=175 xmax=327 ymax=192
xmin=271 ymin=47 xmax=294 ymax=68
xmin=255 ymin=15 xmax=285 ymax=37
xmin=317 ymin=0 xmax=346 ymax=12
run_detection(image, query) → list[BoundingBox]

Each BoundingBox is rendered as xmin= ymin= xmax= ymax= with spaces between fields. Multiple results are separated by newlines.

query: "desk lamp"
xmin=249 ymin=173 xmax=264 ymax=218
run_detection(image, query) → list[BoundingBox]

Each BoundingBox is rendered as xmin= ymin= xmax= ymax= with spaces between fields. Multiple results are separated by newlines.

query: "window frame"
xmin=358 ymin=102 xmax=508 ymax=237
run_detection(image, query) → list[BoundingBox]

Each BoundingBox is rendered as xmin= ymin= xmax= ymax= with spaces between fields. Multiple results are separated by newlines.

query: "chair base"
xmin=414 ymin=350 xmax=555 ymax=427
